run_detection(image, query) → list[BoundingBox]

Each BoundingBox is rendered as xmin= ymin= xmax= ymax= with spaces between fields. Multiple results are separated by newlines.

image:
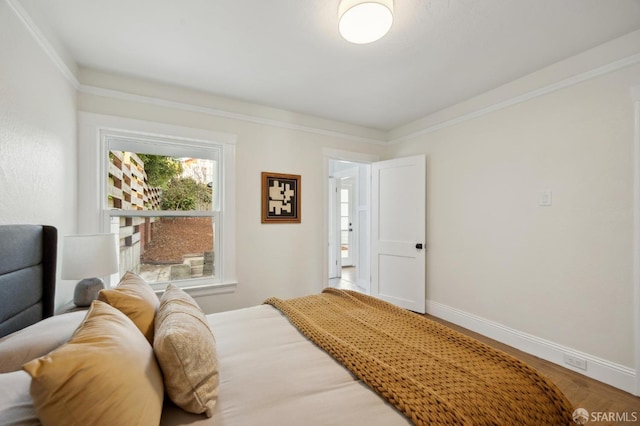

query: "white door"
xmin=371 ymin=155 xmax=426 ymax=313
xmin=340 ymin=179 xmax=355 ymax=267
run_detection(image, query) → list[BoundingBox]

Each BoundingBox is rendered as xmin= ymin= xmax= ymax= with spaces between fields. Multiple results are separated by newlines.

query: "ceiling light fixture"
xmin=338 ymin=0 xmax=394 ymax=44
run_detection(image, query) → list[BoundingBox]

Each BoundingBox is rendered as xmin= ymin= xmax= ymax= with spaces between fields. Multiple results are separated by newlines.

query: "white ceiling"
xmin=16 ymin=0 xmax=640 ymax=131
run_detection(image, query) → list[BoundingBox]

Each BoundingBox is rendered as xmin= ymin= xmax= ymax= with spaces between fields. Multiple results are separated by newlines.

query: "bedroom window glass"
xmin=103 ymin=133 xmax=224 ymax=290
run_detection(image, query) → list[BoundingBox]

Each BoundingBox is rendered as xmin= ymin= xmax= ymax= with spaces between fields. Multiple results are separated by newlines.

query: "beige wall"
xmin=75 ymin=73 xmax=385 ymax=313
xmin=386 ymin=64 xmax=640 ymax=368
xmin=0 ymin=2 xmax=78 ymax=306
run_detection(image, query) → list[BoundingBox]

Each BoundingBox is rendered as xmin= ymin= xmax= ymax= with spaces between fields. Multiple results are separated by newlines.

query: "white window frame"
xmin=79 ymin=113 xmax=237 ymax=297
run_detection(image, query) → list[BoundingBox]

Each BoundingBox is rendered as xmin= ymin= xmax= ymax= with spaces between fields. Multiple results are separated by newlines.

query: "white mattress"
xmin=161 ymin=304 xmax=410 ymax=425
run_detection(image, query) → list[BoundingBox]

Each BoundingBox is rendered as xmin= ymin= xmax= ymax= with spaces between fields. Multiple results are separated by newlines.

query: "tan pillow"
xmin=98 ymin=271 xmax=159 ymax=343
xmin=154 ymin=284 xmax=219 ymax=417
xmin=22 ymin=300 xmax=164 ymax=426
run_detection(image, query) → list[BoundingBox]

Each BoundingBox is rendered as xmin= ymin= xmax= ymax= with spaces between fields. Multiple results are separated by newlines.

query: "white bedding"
xmin=0 ymin=305 xmax=409 ymax=426
xmin=163 ymin=305 xmax=409 ymax=425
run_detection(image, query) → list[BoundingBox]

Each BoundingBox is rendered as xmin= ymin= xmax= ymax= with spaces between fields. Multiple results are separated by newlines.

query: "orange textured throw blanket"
xmin=264 ymin=289 xmax=574 ymax=426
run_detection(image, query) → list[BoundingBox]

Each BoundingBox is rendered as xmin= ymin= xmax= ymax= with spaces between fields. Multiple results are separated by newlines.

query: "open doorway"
xmin=328 ymin=159 xmax=371 ymax=293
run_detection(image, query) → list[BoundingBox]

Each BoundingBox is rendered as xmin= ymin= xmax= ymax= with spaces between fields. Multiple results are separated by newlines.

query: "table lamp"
xmin=61 ymin=234 xmax=119 ymax=307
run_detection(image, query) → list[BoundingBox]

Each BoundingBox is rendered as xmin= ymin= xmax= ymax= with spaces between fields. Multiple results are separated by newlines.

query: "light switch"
xmin=538 ymin=190 xmax=552 ymax=206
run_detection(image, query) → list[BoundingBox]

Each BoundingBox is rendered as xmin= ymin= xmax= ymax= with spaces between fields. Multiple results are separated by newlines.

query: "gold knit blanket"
xmin=264 ymin=289 xmax=574 ymax=426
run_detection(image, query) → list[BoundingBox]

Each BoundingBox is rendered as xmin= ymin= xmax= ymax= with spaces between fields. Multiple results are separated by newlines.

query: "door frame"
xmin=322 ymin=149 xmax=379 ymax=291
xmin=328 ymin=177 xmax=341 ymax=279
xmin=632 ymin=85 xmax=640 ymax=396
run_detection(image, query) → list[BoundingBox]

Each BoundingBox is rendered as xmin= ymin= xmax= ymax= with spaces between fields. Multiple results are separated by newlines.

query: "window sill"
xmin=152 ymin=281 xmax=237 ymax=298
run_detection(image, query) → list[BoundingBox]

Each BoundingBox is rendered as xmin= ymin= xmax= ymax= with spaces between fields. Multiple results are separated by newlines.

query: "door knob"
xmin=415 ymin=243 xmax=423 ymax=250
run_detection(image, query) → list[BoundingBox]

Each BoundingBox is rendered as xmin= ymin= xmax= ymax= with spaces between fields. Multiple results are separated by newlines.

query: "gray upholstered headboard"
xmin=0 ymin=225 xmax=57 ymax=338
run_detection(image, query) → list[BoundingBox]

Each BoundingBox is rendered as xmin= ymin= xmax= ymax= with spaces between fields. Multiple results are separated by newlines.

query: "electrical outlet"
xmin=538 ymin=190 xmax=552 ymax=206
xmin=563 ymin=354 xmax=587 ymax=370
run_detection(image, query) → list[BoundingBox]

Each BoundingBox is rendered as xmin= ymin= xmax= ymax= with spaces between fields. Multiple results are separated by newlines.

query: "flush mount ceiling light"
xmin=338 ymin=0 xmax=394 ymax=44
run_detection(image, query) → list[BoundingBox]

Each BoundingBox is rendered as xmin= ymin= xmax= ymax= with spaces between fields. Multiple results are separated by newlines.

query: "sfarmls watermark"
xmin=572 ymin=408 xmax=638 ymax=424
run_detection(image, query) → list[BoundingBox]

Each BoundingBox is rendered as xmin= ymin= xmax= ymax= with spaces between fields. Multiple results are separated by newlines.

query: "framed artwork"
xmin=261 ymin=172 xmax=301 ymax=223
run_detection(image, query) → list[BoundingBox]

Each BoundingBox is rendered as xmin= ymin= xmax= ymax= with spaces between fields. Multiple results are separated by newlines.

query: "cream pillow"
xmin=98 ymin=271 xmax=159 ymax=343
xmin=154 ymin=284 xmax=219 ymax=417
xmin=0 ymin=310 xmax=85 ymax=373
xmin=22 ymin=300 xmax=164 ymax=426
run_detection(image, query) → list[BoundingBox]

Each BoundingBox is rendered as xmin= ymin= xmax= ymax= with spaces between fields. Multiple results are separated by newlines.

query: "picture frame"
xmin=261 ymin=172 xmax=301 ymax=224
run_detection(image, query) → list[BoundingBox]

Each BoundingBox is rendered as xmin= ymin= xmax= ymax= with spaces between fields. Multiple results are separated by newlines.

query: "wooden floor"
xmin=426 ymin=314 xmax=640 ymax=425
xmin=328 ymin=266 xmax=358 ymax=291
xmin=329 ymin=272 xmax=640 ymax=423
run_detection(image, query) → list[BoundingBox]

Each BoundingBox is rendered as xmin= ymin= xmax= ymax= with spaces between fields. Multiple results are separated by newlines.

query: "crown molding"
xmin=78 ymin=84 xmax=387 ymax=145
xmin=8 ymin=0 xmax=385 ymax=145
xmin=10 ymin=0 xmax=640 ymax=148
xmin=78 ymin=46 xmax=640 ymax=146
xmin=6 ymin=0 xmax=79 ymax=89
xmin=389 ymin=51 xmax=640 ymax=144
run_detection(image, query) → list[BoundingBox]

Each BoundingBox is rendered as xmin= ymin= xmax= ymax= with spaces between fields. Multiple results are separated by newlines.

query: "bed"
xmin=0 ymin=225 xmax=574 ymax=425
xmin=0 ymin=225 xmax=56 ymax=338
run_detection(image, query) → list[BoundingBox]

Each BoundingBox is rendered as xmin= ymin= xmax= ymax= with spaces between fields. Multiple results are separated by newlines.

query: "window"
xmin=100 ymin=129 xmax=236 ymax=293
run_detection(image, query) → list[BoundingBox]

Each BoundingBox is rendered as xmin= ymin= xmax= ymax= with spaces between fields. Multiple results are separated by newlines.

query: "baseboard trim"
xmin=426 ymin=300 xmax=637 ymax=395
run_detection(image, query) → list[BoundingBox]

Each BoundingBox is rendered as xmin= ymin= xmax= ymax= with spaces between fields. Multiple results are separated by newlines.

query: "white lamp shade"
xmin=61 ymin=234 xmax=119 ymax=279
xmin=339 ymin=0 xmax=394 ymax=44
